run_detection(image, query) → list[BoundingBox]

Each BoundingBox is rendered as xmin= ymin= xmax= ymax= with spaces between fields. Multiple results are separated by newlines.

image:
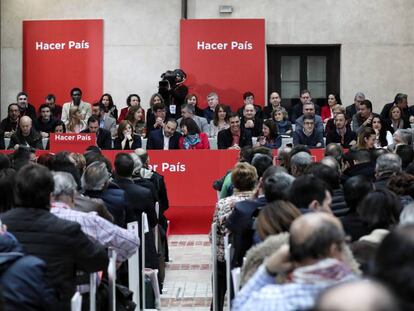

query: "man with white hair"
xmin=51 ymin=171 xmax=139 ymax=262
xmin=346 ymin=91 xmax=365 ymax=119
xmin=8 ymin=116 xmax=43 ymax=150
xmin=374 ymin=153 xmax=402 ymax=190
xmin=176 ymin=103 xmax=210 ymax=133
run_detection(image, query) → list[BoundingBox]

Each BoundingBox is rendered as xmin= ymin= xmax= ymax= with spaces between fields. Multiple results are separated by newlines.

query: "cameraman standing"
xmin=158 ymin=69 xmax=188 ymax=120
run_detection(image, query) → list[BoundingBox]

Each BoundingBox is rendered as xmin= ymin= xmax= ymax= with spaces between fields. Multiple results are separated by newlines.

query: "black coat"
xmin=217 ymin=128 xmax=253 ymax=149
xmin=146 ymin=128 xmax=181 ymax=150
xmin=8 ymin=128 xmax=43 ymax=150
xmin=113 ymin=135 xmax=142 ymax=150
xmin=0 ymin=207 xmax=108 ymax=310
xmin=81 ymin=128 xmax=112 ymax=150
xmin=226 ymin=196 xmax=267 ymax=267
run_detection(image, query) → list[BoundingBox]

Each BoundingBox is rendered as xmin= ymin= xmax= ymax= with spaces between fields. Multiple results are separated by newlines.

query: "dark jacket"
xmin=292 ymin=129 xmax=324 ymax=148
xmin=84 ymin=182 xmax=127 ymax=227
xmin=0 ymin=207 xmax=108 ymax=310
xmin=8 ymin=128 xmax=43 ymax=150
xmin=73 ymin=193 xmax=114 ymax=223
xmin=0 ymin=232 xmax=57 ymax=310
xmin=114 ymin=178 xmax=159 ymax=269
xmin=326 ymin=128 xmax=357 ymax=148
xmin=226 ymin=196 xmax=267 ymax=268
xmin=342 ymin=161 xmax=376 ymax=182
xmin=237 ymin=104 xmax=263 ymax=120
xmin=0 ymin=117 xmax=18 ymax=133
xmin=345 ymin=104 xmax=357 ymax=119
xmin=81 ymin=128 xmax=112 ymax=150
xmin=113 ymin=135 xmax=142 ymax=150
xmin=240 ymin=116 xmax=263 ymax=137
xmin=34 ymin=117 xmax=58 ymax=134
xmin=380 ymin=102 xmax=410 ymax=126
xmin=20 ymin=104 xmax=37 ymax=121
xmin=217 ymin=127 xmax=253 ymax=149
xmin=291 ymin=103 xmax=321 ymax=123
xmin=331 ymin=188 xmax=349 ymax=217
xmin=146 ymin=128 xmax=181 ymax=150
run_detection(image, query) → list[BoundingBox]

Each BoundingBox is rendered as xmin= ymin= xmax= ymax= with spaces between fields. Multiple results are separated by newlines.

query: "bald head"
xmin=289 ymin=213 xmax=345 ymax=263
xmin=315 ymin=280 xmax=399 ymax=311
xmin=19 ymin=116 xmax=32 ymax=136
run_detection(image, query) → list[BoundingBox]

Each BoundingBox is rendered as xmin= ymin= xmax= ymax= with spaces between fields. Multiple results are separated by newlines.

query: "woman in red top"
xmin=118 ymin=94 xmax=141 ymax=123
xmin=321 ymin=93 xmax=342 ymax=123
xmin=178 ymin=118 xmax=210 ymax=149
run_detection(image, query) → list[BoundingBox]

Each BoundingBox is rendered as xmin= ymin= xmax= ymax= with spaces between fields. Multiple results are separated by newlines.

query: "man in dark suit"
xmin=81 ymin=115 xmax=112 ymax=149
xmin=345 ymin=92 xmax=365 ymax=120
xmin=146 ymin=119 xmax=181 ymax=150
xmin=218 ymin=112 xmax=252 ymax=149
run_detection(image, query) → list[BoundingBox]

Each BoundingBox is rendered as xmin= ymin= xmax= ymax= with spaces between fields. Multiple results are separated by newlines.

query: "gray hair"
xmin=321 ymin=156 xmax=340 ymax=173
xmin=354 ymin=92 xmax=365 ymax=100
xmin=395 ymin=129 xmax=412 ymax=145
xmin=52 ymin=171 xmax=77 ymax=197
xmin=129 ymin=152 xmax=143 ymax=176
xmin=263 ymin=171 xmax=295 ymax=201
xmin=182 ymin=103 xmax=195 ymax=115
xmin=81 ymin=161 xmax=110 ymax=191
xmin=400 ymin=203 xmax=414 ymax=225
xmin=207 ymin=92 xmax=218 ymax=100
xmin=290 ymin=152 xmax=313 ymax=176
xmin=375 ymin=153 xmax=402 ymax=176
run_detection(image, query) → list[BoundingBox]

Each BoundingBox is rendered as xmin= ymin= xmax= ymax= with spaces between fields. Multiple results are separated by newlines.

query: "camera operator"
xmin=158 ymin=69 xmax=188 ymax=120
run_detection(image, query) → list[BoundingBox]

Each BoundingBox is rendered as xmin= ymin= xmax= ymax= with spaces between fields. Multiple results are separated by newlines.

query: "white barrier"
xmin=71 ymin=291 xmax=82 ymax=311
xmin=211 ymin=222 xmax=218 ymax=311
xmin=141 ymin=213 xmax=149 ymax=310
xmin=108 ymin=248 xmax=118 ymax=311
xmin=89 ymin=272 xmax=97 ymax=311
xmin=224 ymin=234 xmax=232 ymax=311
xmin=128 ymin=221 xmax=141 ymax=308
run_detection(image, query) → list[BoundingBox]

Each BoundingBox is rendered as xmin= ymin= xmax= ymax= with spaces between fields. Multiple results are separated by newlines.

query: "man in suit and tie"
xmin=81 ymin=116 xmax=112 ymax=150
xmin=92 ymin=103 xmax=117 ymax=138
xmin=146 ymin=119 xmax=181 ymax=150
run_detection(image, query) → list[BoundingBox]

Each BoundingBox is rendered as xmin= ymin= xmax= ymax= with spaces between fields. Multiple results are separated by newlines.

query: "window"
xmin=267 ymin=45 xmax=340 ymax=110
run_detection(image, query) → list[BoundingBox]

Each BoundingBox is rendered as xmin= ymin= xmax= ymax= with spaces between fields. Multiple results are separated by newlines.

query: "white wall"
xmin=1 ymin=0 xmax=413 ymax=118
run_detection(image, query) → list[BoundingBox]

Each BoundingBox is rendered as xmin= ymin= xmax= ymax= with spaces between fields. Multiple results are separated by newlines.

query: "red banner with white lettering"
xmin=23 ymin=20 xmax=103 ymax=110
xmin=180 ymin=19 xmax=265 ymax=111
xmin=49 ymin=133 xmax=96 ymax=153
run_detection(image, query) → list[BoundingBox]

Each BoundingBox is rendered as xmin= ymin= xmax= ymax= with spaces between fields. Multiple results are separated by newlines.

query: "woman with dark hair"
xmin=321 ymin=93 xmax=342 ymax=123
xmin=178 ymin=118 xmax=210 ymax=149
xmin=99 ymin=93 xmax=118 ymax=121
xmin=371 ymin=114 xmax=393 ymax=148
xmin=272 ymin=107 xmax=292 ymax=136
xmin=125 ymin=105 xmax=146 ymax=137
xmin=352 ymin=189 xmax=400 ymax=273
xmin=145 ymin=93 xmax=164 ymax=134
xmin=52 ymin=120 xmax=66 ymax=133
xmin=113 ymin=120 xmax=142 ymax=150
xmin=255 ymin=119 xmax=281 ymax=149
xmin=185 ymin=93 xmax=204 ymax=117
xmin=356 ymin=127 xmax=376 ymax=150
xmin=209 ymin=104 xmax=230 ymax=138
xmin=118 ymin=93 xmax=141 ymax=123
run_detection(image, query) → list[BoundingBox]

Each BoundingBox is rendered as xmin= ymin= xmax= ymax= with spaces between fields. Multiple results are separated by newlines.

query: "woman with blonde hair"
xmin=65 ymin=106 xmax=87 ymax=133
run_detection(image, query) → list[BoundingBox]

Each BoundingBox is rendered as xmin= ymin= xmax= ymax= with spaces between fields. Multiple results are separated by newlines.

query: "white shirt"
xmin=163 ymin=132 xmax=170 ymax=150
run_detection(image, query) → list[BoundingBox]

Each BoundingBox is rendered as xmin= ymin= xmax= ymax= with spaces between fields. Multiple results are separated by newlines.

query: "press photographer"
xmin=158 ymin=69 xmax=188 ymax=119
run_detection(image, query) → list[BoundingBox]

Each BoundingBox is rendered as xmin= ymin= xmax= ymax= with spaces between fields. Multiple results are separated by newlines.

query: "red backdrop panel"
xmin=23 ymin=20 xmax=103 ymax=110
xmin=180 ymin=19 xmax=265 ymax=111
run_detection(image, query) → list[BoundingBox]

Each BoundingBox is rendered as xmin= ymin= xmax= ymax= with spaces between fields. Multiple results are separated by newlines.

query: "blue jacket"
xmin=0 ymin=232 xmax=57 ymax=310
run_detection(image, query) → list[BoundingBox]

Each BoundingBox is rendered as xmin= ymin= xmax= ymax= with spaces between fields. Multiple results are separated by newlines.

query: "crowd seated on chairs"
xmin=0 ymin=88 xmax=414 ymax=310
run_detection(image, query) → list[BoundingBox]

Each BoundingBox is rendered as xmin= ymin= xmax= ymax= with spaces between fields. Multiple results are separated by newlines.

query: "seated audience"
xmin=387 ymin=128 xmax=412 ymax=152
xmin=65 ymin=106 xmax=87 ymax=133
xmin=289 ymin=151 xmax=312 ymax=177
xmin=16 ymin=91 xmax=37 ymax=121
xmin=218 ymin=112 xmax=252 ymax=150
xmin=185 ymin=93 xmax=204 ymax=117
xmin=355 ymin=127 xmax=376 ymax=151
xmin=326 ymin=112 xmax=357 ymax=148
xmin=342 ymin=149 xmax=376 ymax=181
xmin=233 ymin=213 xmax=356 ymax=311
xmin=178 ymin=118 xmax=210 ymax=149
xmin=203 ymin=92 xmax=219 ymax=123
xmin=125 ymin=105 xmax=146 ymax=137
xmin=0 ymin=164 xmax=108 ymax=309
xmin=387 ymin=105 xmax=407 ymax=132
xmin=8 ymin=116 xmax=43 ymax=150
xmin=146 ymin=93 xmax=164 ymax=133
xmin=325 ymin=104 xmax=346 ymax=134
xmin=146 ymin=118 xmax=181 ymax=150
xmin=45 ymin=93 xmax=62 ymax=120
xmin=293 ymin=115 xmax=324 ymax=148
xmin=374 ymin=153 xmax=402 ymax=190
xmin=371 ymin=114 xmax=393 ymax=148
xmin=61 ymin=88 xmax=92 ymax=123
xmin=92 ymin=102 xmax=117 ymax=138
xmin=272 ymin=107 xmax=292 ymax=136
xmin=386 ymin=172 xmax=414 ymax=208
xmin=290 ymin=89 xmax=320 ymax=122
xmin=52 ymin=120 xmax=66 ymax=133
xmin=345 ymin=91 xmax=365 ymax=120
xmin=81 ymin=116 xmax=112 ymax=150
xmin=114 ymin=120 xmax=142 ymax=150
xmin=395 ymin=144 xmax=414 ymax=169
xmin=146 ymin=101 xmax=166 ymax=134
xmin=118 ymin=93 xmax=141 ymax=123
xmin=99 ymin=93 xmax=118 ymax=121
xmin=209 ymin=104 xmax=230 ymax=138
xmin=237 ymin=91 xmax=263 ymax=120
xmin=254 ymin=119 xmax=281 ymax=149
xmin=295 ymin=102 xmax=324 ymax=134
xmin=210 ymin=162 xmax=258 ymax=311
xmin=240 ymin=103 xmax=263 ymax=137
xmin=321 ymin=93 xmax=342 ymax=123
xmin=0 ymin=103 xmax=20 ymax=138
xmin=380 ymin=93 xmax=410 ymax=127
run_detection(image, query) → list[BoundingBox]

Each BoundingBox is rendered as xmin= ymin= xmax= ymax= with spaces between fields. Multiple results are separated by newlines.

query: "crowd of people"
xmin=0 ymin=86 xmax=413 ymax=310
xmin=0 ymin=147 xmax=169 ymax=310
xmin=209 ymin=138 xmax=414 ymax=310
